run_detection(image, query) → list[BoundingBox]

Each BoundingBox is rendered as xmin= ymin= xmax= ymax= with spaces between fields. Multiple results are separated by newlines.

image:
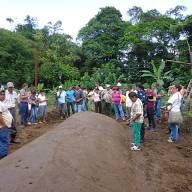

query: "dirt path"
xmin=0 ymin=112 xmax=192 ymax=192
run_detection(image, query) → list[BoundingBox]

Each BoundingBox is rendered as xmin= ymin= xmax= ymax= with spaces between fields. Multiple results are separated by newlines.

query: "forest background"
xmin=0 ymin=5 xmax=192 ymax=90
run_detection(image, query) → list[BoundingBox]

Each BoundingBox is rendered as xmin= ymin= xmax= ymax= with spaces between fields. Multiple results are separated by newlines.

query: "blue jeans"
xmin=114 ymin=104 xmax=125 ymax=120
xmin=169 ymin=123 xmax=179 ymax=141
xmin=67 ymin=102 xmax=75 ymax=116
xmin=155 ymin=99 xmax=161 ymax=118
xmin=0 ymin=127 xmax=9 ymax=157
xmin=58 ymin=103 xmax=67 ymax=117
xmin=84 ymin=99 xmax=88 ymax=111
xmin=29 ymin=106 xmax=37 ymax=123
xmin=19 ymin=102 xmax=28 ymax=126
xmin=76 ymin=104 xmax=82 ymax=113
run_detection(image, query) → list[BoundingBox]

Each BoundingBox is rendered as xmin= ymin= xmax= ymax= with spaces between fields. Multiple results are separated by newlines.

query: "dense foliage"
xmin=0 ymin=6 xmax=192 ymax=88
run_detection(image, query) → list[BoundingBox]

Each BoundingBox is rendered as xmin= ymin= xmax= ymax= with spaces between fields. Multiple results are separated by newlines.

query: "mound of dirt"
xmin=0 ymin=111 xmax=192 ymax=192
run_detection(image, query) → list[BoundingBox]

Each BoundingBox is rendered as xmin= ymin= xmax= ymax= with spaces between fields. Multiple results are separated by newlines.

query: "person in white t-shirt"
xmin=37 ymin=90 xmax=48 ymax=124
xmin=0 ymin=90 xmax=13 ymax=158
xmin=4 ymin=82 xmax=20 ymax=144
xmin=125 ymin=85 xmax=133 ymax=118
xmin=93 ymin=88 xmax=102 ymax=113
xmin=57 ymin=85 xmax=67 ymax=119
xmin=167 ymin=85 xmax=183 ymax=143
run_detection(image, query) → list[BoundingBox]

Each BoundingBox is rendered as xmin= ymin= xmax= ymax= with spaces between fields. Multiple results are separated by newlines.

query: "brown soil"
xmin=6 ymin=111 xmax=192 ymax=192
xmin=9 ymin=109 xmax=63 ymax=154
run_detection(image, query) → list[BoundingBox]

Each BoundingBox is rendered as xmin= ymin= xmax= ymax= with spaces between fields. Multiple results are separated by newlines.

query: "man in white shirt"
xmin=0 ymin=90 xmax=13 ymax=158
xmin=4 ymin=82 xmax=19 ymax=144
xmin=57 ymin=85 xmax=67 ymax=119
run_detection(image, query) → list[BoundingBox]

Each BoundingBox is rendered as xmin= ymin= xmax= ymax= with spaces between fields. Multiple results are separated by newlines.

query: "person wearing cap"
xmin=4 ymin=82 xmax=19 ymax=144
xmin=0 ymin=90 xmax=13 ymax=158
xmin=57 ymin=85 xmax=67 ymax=119
xmin=117 ymin=82 xmax=123 ymax=94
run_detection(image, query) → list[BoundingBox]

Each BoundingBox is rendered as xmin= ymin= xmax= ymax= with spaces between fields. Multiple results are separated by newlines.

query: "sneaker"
xmin=27 ymin=122 xmax=31 ymax=125
xmin=130 ymin=145 xmax=140 ymax=151
xmin=131 ymin=143 xmax=135 ymax=146
xmin=168 ymin=138 xmax=173 ymax=143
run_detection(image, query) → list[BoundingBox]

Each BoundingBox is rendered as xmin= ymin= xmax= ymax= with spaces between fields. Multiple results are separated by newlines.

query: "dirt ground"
xmin=6 ymin=110 xmax=192 ymax=192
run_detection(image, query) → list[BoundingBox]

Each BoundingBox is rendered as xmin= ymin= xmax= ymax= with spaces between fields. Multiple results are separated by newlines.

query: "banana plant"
xmin=141 ymin=60 xmax=173 ymax=86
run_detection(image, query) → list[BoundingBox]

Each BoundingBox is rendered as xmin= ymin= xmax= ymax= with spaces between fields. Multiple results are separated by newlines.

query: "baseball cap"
xmin=7 ymin=82 xmax=14 ymax=88
xmin=59 ymin=85 xmax=63 ymax=89
xmin=106 ymin=84 xmax=110 ymax=88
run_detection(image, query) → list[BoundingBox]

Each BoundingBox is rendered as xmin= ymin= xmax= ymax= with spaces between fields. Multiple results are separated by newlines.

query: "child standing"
xmin=128 ymin=92 xmax=144 ymax=151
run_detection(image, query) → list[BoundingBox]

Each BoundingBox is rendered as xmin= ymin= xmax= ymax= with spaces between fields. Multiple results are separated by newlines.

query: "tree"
xmin=77 ymin=6 xmax=125 ymax=71
xmin=141 ymin=60 xmax=173 ymax=86
xmin=0 ymin=29 xmax=34 ymax=86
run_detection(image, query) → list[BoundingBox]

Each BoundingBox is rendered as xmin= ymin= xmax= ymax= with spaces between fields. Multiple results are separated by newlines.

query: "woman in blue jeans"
xmin=112 ymin=86 xmax=125 ymax=121
xmin=167 ymin=85 xmax=183 ymax=143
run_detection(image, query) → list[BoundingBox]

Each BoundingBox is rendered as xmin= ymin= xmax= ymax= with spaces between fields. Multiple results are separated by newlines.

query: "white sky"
xmin=0 ymin=0 xmax=192 ymax=40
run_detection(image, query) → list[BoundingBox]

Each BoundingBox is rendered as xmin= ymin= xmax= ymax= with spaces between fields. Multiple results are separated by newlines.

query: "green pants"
xmin=131 ymin=122 xmax=142 ymax=146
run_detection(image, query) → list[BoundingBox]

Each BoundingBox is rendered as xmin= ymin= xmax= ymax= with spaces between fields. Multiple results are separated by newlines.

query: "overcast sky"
xmin=0 ymin=0 xmax=192 ymax=39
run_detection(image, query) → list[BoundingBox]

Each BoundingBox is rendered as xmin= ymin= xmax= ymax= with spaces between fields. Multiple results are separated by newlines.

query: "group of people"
xmin=55 ymin=82 xmax=185 ymax=151
xmin=0 ymin=82 xmax=48 ymax=158
xmin=0 ymin=80 xmax=186 ymax=158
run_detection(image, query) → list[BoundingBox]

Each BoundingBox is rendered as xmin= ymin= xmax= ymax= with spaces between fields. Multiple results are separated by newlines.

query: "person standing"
xmin=125 ymin=85 xmax=133 ymax=118
xmin=93 ymin=88 xmax=102 ymax=113
xmin=37 ymin=90 xmax=48 ymax=123
xmin=146 ymin=89 xmax=156 ymax=130
xmin=0 ymin=90 xmax=13 ymax=158
xmin=28 ymin=90 xmax=38 ymax=124
xmin=128 ymin=92 xmax=144 ymax=151
xmin=74 ymin=85 xmax=84 ymax=113
xmin=154 ymin=83 xmax=164 ymax=121
xmin=66 ymin=86 xmax=75 ymax=117
xmin=101 ymin=84 xmax=112 ymax=116
xmin=136 ymin=83 xmax=147 ymax=142
xmin=167 ymin=85 xmax=183 ymax=143
xmin=112 ymin=86 xmax=125 ymax=121
xmin=57 ymin=86 xmax=67 ymax=119
xmin=4 ymin=82 xmax=19 ymax=143
xmin=19 ymin=83 xmax=29 ymax=127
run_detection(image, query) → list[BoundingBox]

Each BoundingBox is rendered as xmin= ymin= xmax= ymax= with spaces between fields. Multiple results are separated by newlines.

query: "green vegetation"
xmin=0 ymin=5 xmax=192 ymax=89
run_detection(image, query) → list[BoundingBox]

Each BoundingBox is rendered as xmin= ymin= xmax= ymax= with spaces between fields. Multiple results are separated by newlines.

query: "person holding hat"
xmin=0 ymin=90 xmax=13 ymax=158
xmin=4 ymin=82 xmax=20 ymax=144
